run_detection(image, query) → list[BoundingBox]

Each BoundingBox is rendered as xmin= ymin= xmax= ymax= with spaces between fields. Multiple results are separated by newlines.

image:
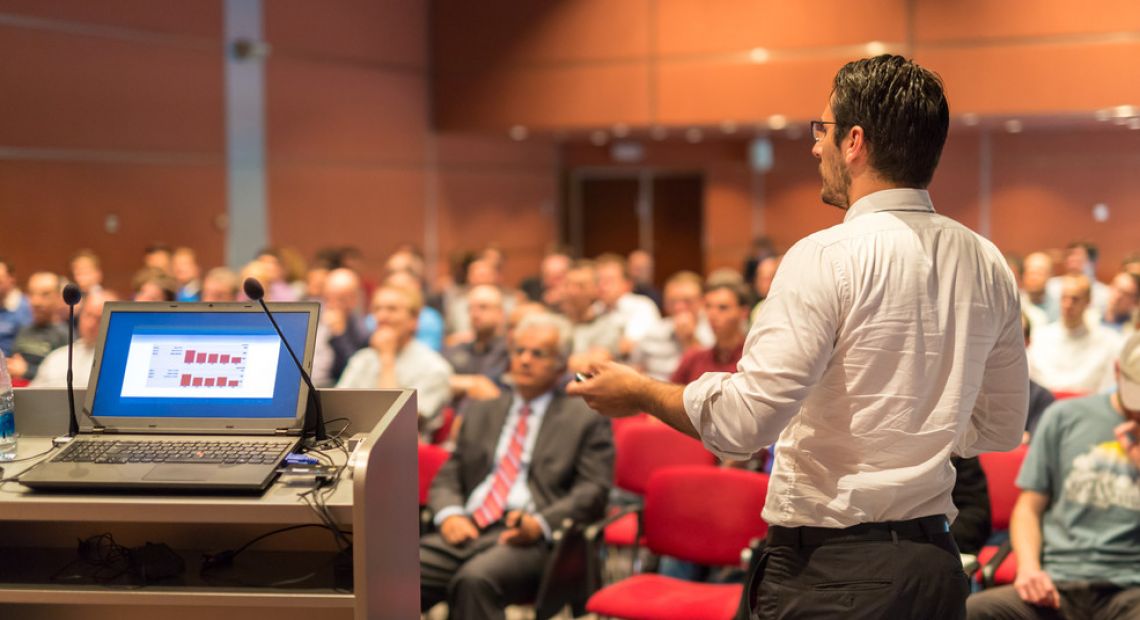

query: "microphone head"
xmin=62 ymin=283 xmax=82 ymax=306
xmin=243 ymin=277 xmax=266 ymax=301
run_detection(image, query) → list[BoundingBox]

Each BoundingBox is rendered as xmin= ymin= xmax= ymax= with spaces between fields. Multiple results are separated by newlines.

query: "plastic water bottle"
xmin=0 ymin=350 xmax=17 ymax=461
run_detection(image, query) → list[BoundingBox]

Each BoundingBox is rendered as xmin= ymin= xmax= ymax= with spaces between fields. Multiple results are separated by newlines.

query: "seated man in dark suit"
xmin=421 ymin=312 xmax=614 ymax=618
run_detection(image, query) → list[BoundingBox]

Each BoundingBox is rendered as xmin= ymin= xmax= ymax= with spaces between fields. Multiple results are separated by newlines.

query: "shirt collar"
xmin=843 ymin=188 xmax=935 ymax=223
xmin=512 ymin=390 xmax=554 ymax=418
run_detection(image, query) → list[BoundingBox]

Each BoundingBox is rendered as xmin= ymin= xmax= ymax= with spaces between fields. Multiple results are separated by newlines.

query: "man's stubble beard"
xmin=820 ymin=156 xmax=851 ymax=210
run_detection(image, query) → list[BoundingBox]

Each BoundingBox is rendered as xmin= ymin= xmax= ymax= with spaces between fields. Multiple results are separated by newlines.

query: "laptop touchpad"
xmin=143 ymin=465 xmax=216 ymax=482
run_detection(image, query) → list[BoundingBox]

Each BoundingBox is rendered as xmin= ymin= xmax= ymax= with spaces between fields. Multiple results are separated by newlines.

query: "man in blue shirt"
xmin=0 ymin=259 xmax=32 ymax=357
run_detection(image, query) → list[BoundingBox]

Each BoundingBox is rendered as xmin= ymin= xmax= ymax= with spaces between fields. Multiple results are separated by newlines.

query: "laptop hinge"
xmin=274 ymin=428 xmax=292 ymax=436
xmin=90 ymin=425 xmax=110 ymax=434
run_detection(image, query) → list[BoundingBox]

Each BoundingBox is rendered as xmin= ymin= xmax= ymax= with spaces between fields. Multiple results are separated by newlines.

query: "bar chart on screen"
xmin=120 ymin=334 xmax=282 ymax=399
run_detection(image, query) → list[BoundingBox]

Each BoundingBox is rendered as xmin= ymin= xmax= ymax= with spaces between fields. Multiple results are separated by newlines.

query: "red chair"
xmin=1051 ymin=390 xmax=1086 ymax=401
xmin=604 ymin=422 xmax=718 ymax=547
xmin=975 ymin=444 xmax=1029 ymax=587
xmin=429 ymin=405 xmax=457 ymax=445
xmin=610 ymin=412 xmax=649 ymax=444
xmin=586 ymin=467 xmax=769 ymax=620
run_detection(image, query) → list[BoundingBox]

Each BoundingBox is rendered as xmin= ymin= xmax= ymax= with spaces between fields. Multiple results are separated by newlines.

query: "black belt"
xmin=766 ymin=515 xmax=950 ymax=548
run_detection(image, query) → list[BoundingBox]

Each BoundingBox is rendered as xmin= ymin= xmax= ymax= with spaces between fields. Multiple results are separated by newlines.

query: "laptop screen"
xmin=89 ymin=304 xmax=316 ymax=424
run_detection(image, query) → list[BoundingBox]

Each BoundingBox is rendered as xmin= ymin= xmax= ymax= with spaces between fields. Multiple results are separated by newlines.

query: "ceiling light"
xmin=1004 ymin=119 xmax=1023 ymax=133
xmin=508 ymin=125 xmax=528 ymax=141
xmin=961 ymin=113 xmax=980 ymax=126
xmin=612 ymin=123 xmax=630 ymax=138
xmin=748 ymin=48 xmax=770 ymax=63
xmin=590 ymin=130 xmax=608 ymax=146
xmin=865 ymin=41 xmax=888 ymax=56
xmin=650 ymin=125 xmax=668 ymax=141
xmin=720 ymin=120 xmax=738 ymax=135
xmin=767 ymin=114 xmax=788 ymax=130
xmin=685 ymin=127 xmax=703 ymax=143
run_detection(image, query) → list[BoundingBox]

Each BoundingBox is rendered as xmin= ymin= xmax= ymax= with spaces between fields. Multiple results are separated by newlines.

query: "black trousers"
xmin=966 ymin=582 xmax=1140 ymax=619
xmin=748 ymin=515 xmax=970 ymax=620
xmin=420 ymin=525 xmax=550 ymax=619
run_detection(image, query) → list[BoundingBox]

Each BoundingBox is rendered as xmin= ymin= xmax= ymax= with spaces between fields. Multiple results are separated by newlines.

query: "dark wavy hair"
xmin=831 ymin=55 xmax=950 ymax=188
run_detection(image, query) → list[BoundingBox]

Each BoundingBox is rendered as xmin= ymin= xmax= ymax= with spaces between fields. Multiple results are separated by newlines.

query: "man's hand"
xmin=6 ymin=353 xmax=28 ymax=379
xmin=1014 ymin=566 xmax=1061 ymax=609
xmin=673 ymin=311 xmax=697 ymax=345
xmin=497 ymin=510 xmax=542 ymax=546
xmin=1115 ymin=421 xmax=1140 ymax=470
xmin=369 ymin=325 xmax=399 ymax=358
xmin=466 ymin=375 xmax=501 ymax=401
xmin=440 ymin=515 xmax=479 ymax=546
xmin=565 ymin=361 xmax=648 ymax=418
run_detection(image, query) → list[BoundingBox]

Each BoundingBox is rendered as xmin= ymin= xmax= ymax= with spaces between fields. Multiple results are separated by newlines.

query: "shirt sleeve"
xmin=957 ymin=286 xmax=1030 ymax=457
xmin=683 ymin=238 xmax=845 ymax=461
xmin=1016 ymin=401 xmax=1062 ymax=495
xmin=411 ymin=356 xmax=453 ymax=419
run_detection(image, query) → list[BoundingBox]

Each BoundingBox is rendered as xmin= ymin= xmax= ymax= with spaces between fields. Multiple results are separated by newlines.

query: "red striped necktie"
xmin=473 ymin=403 xmax=532 ymax=528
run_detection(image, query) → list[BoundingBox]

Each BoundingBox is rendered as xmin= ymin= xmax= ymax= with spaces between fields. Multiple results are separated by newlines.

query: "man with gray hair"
xmin=421 ymin=312 xmax=612 ymax=619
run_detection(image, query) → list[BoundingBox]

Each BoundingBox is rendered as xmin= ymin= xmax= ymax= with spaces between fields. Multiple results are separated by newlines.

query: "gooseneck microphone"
xmin=243 ymin=278 xmax=327 ymax=443
xmin=62 ymin=283 xmax=82 ymax=437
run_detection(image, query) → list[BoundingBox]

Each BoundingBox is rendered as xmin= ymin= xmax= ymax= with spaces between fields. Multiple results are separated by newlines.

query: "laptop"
xmin=19 ymin=300 xmax=320 ymax=493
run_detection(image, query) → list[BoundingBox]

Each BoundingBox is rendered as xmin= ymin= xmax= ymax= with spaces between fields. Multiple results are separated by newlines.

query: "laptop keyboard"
xmin=55 ymin=439 xmax=295 ymax=465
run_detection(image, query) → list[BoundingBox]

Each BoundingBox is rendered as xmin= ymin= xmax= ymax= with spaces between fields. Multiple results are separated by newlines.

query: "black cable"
xmin=0 ymin=445 xmax=60 ymax=483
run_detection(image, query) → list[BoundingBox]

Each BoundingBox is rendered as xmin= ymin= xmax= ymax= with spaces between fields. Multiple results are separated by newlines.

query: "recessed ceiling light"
xmin=720 ymin=120 xmax=738 ymax=135
xmin=612 ymin=123 xmax=630 ymax=138
xmin=508 ymin=125 xmax=527 ymax=141
xmin=1004 ymin=119 xmax=1023 ymax=133
xmin=590 ymin=130 xmax=608 ymax=146
xmin=650 ymin=125 xmax=668 ymax=141
xmin=1095 ymin=109 xmax=1112 ymax=122
xmin=767 ymin=114 xmax=788 ymax=130
xmin=1129 ymin=118 xmax=1140 ymax=130
xmin=962 ymin=113 xmax=980 ymax=126
xmin=749 ymin=48 xmax=770 ymax=63
xmin=865 ymin=41 xmax=888 ymax=55
xmin=685 ymin=127 xmax=703 ymax=143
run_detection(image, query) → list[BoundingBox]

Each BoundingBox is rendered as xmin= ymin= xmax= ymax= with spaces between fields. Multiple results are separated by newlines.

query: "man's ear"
xmin=844 ymin=125 xmax=867 ymax=165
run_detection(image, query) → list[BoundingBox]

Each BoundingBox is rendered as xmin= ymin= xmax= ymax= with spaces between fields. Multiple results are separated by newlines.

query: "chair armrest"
xmin=980 ymin=540 xmax=1013 ymax=589
xmin=534 ymin=518 xmax=589 ymax=620
xmin=583 ymin=502 xmax=642 ymax=542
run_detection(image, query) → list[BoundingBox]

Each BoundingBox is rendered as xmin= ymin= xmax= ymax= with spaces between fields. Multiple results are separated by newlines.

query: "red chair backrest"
xmin=610 ymin=413 xmax=649 ymax=444
xmin=614 ymin=422 xmax=717 ymax=495
xmin=978 ymin=444 xmax=1029 ymax=531
xmin=643 ymin=467 xmax=769 ymax=566
xmin=1051 ymin=391 xmax=1085 ymax=401
xmin=418 ymin=443 xmax=451 ymax=506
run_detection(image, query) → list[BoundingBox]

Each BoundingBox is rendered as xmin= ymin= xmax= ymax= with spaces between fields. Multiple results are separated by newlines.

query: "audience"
xmin=1102 ymin=271 xmax=1140 ymax=332
xmin=630 ymin=270 xmax=713 ymax=381
xmin=628 ymin=249 xmax=663 ymax=311
xmin=0 ymin=258 xmax=31 ymax=356
xmin=7 ymin=272 xmax=67 ymax=383
xmin=421 ymin=312 xmax=613 ymax=618
xmin=142 ymin=243 xmax=173 ymax=276
xmin=311 ymin=268 xmax=370 ymax=387
xmin=445 ymin=284 xmax=510 ymax=405
xmin=336 ymin=285 xmax=452 ymax=434
xmin=131 ymin=267 xmax=177 ymax=302
xmin=386 ymin=269 xmax=445 ymax=352
xmin=1022 ymin=251 xmax=1058 ymax=325
xmin=171 ymin=247 xmax=202 ymax=302
xmin=1022 ymin=312 xmax=1057 ymax=441
xmin=31 ymin=289 xmax=114 ymax=388
xmin=200 ymin=267 xmax=240 ymax=302
xmin=560 ymin=260 xmax=623 ymax=369
xmin=69 ymin=249 xmax=103 ymax=296
xmin=593 ymin=253 xmax=661 ymax=352
xmin=1029 ymin=274 xmax=1122 ymax=395
xmin=1046 ymin=242 xmax=1110 ymax=320
xmin=671 ymin=281 xmax=749 ymax=385
xmin=967 ymin=333 xmax=1140 ymax=619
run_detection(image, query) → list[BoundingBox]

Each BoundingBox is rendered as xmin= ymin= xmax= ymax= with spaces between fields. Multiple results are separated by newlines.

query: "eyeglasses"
xmin=511 ymin=346 xmax=556 ymax=360
xmin=810 ymin=120 xmax=838 ymax=142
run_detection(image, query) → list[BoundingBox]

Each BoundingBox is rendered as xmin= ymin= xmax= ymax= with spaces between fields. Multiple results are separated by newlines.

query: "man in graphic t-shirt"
xmin=967 ymin=332 xmax=1140 ymax=619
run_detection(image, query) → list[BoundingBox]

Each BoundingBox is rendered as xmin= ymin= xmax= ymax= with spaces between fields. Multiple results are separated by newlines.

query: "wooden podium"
xmin=0 ymin=387 xmax=419 ymax=620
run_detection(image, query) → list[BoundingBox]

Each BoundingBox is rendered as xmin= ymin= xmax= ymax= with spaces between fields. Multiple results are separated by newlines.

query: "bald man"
xmin=1029 ymin=275 xmax=1123 ymax=394
xmin=8 ymin=272 xmax=68 ymax=383
xmin=311 ymin=268 xmax=370 ymax=387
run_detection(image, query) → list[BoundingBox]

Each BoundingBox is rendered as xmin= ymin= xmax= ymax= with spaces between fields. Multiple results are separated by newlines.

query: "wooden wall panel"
xmin=266 ymin=60 xmax=427 ymax=163
xmin=761 ymin=137 xmax=844 ymax=253
xmin=435 ymin=169 xmax=556 ymax=286
xmin=704 ymin=162 xmax=754 ymax=272
xmin=267 ymin=166 xmax=426 ymax=275
xmin=433 ymin=0 xmax=650 ymax=72
xmin=264 ymin=0 xmax=426 ymax=66
xmin=0 ymin=25 xmax=223 ymax=152
xmin=0 ymin=161 xmax=226 ymax=293
xmin=918 ymin=41 xmax=1140 ymax=115
xmin=988 ymin=129 xmax=1140 ymax=280
xmin=657 ymin=56 xmax=839 ymax=124
xmin=914 ymin=0 xmax=1140 ymax=42
xmin=0 ymin=0 xmax=222 ymax=37
xmin=656 ymin=0 xmax=906 ymax=55
xmin=927 ymin=131 xmax=982 ymax=232
xmin=435 ymin=64 xmax=651 ymax=131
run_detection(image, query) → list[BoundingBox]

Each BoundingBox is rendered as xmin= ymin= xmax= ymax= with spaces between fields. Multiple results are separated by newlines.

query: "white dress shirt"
xmin=336 ymin=340 xmax=453 ymax=420
xmin=30 ymin=341 xmax=95 ymax=388
xmin=433 ymin=391 xmax=554 ymax=539
xmin=683 ymin=189 xmax=1028 ymax=528
xmin=1027 ymin=321 xmax=1122 ymax=394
